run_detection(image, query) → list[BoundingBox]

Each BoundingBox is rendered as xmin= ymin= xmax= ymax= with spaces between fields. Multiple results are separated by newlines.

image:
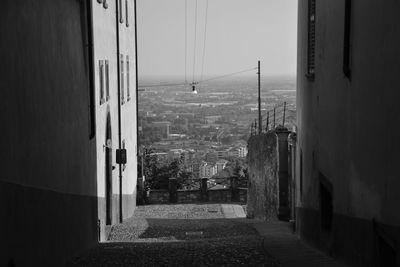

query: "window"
xmin=126 ymin=55 xmax=130 ymax=101
xmin=105 ymin=60 xmax=110 ymax=101
xmin=120 ymin=54 xmax=124 ymax=104
xmin=343 ymin=0 xmax=352 ymax=79
xmin=306 ymin=0 xmax=316 ymax=80
xmin=99 ymin=60 xmax=105 ymax=104
xmin=119 ymin=0 xmax=124 ymax=23
xmin=126 ymin=0 xmax=129 ymax=27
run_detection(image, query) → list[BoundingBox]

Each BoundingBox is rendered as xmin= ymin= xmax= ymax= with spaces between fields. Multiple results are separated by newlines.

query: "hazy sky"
xmin=137 ymin=0 xmax=297 ymax=78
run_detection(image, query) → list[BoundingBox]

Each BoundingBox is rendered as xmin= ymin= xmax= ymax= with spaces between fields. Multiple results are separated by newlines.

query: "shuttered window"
xmin=105 ymin=60 xmax=110 ymax=100
xmin=307 ymin=0 xmax=316 ymax=80
xmin=119 ymin=0 xmax=124 ymax=23
xmin=126 ymin=55 xmax=130 ymax=101
xmin=99 ymin=60 xmax=105 ymax=105
xmin=126 ymin=0 xmax=129 ymax=27
xmin=120 ymin=54 xmax=125 ymax=104
xmin=343 ymin=0 xmax=352 ymax=79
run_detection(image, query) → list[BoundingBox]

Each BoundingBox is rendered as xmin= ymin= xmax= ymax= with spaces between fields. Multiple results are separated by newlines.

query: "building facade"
xmin=296 ymin=0 xmax=400 ymax=266
xmin=216 ymin=159 xmax=228 ymax=173
xmin=93 ymin=0 xmax=138 ymax=241
xmin=0 ymin=0 xmax=138 ymax=265
xmin=200 ymin=162 xmax=218 ymax=178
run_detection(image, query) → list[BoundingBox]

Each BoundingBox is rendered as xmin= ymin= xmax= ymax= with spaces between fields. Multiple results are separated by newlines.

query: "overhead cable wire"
xmin=184 ymin=0 xmax=188 ymax=84
xmin=138 ymin=67 xmax=257 ymax=88
xmin=192 ymin=0 xmax=198 ymax=84
xmin=138 ymin=83 xmax=187 ymax=88
xmin=199 ymin=0 xmax=209 ymax=91
xmin=201 ymin=67 xmax=257 ymax=83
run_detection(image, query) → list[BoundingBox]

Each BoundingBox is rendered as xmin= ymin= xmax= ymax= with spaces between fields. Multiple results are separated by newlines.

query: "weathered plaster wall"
xmin=247 ymin=133 xmax=278 ymax=220
xmin=297 ymin=0 xmax=400 ymax=265
xmin=0 ymin=0 xmax=97 ymax=266
xmin=92 ymin=0 xmax=120 ymax=231
xmin=119 ymin=0 xmax=138 ymax=217
xmin=93 ymin=0 xmax=137 ymax=235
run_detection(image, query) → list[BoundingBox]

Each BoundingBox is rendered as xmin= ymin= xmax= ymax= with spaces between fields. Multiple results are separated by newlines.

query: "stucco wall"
xmin=247 ymin=133 xmax=278 ymax=220
xmin=93 ymin=0 xmax=137 ymax=233
xmin=297 ymin=0 xmax=400 ymax=265
xmin=0 ymin=0 xmax=97 ymax=266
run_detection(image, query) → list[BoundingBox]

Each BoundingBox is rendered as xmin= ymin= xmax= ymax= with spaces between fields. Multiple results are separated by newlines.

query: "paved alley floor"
xmin=66 ymin=204 xmax=347 ymax=267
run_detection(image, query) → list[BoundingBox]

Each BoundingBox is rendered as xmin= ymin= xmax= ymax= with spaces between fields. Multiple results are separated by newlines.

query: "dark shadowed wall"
xmin=297 ymin=0 xmax=400 ymax=265
xmin=0 ymin=0 xmax=97 ymax=266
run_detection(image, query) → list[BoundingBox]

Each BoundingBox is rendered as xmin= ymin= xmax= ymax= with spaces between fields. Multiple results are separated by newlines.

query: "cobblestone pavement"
xmin=108 ymin=204 xmax=256 ymax=242
xmin=67 ymin=236 xmax=279 ymax=267
xmin=66 ymin=204 xmax=281 ymax=266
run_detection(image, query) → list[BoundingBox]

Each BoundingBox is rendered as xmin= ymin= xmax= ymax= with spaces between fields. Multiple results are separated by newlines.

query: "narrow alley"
xmin=66 ymin=204 xmax=346 ymax=267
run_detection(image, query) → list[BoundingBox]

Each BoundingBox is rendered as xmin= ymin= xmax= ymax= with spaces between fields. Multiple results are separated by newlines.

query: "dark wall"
xmin=0 ymin=0 xmax=97 ymax=265
xmin=247 ymin=133 xmax=278 ymax=220
xmin=296 ymin=0 xmax=400 ymax=265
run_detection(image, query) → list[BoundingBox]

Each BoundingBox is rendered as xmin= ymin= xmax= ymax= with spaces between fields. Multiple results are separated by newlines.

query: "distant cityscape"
xmin=138 ymin=76 xmax=296 ymax=188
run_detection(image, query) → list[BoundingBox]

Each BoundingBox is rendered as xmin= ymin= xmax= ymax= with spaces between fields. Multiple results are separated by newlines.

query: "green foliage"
xmin=139 ymin=147 xmax=192 ymax=190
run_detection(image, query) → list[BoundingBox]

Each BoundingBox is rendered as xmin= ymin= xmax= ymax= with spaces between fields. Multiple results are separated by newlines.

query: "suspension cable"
xmin=184 ymin=0 xmax=187 ymax=84
xmin=192 ymin=0 xmax=198 ymax=84
xmin=199 ymin=0 xmax=209 ymax=91
xmin=201 ymin=67 xmax=257 ymax=83
xmin=138 ymin=67 xmax=257 ymax=88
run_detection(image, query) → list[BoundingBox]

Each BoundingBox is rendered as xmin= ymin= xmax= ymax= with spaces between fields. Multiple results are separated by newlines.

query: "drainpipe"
xmin=134 ymin=0 xmax=139 ymax=165
xmin=115 ymin=0 xmax=123 ymax=223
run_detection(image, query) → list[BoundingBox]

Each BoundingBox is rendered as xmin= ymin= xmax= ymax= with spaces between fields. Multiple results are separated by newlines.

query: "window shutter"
xmin=343 ymin=0 xmax=352 ymax=79
xmin=99 ymin=60 xmax=105 ymax=104
xmin=307 ymin=0 xmax=316 ymax=80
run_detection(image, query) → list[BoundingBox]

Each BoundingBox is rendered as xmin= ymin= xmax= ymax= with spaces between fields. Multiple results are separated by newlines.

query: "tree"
xmin=141 ymin=153 xmax=192 ymax=190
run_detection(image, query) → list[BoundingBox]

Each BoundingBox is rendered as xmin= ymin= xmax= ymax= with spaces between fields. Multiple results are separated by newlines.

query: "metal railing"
xmin=250 ymin=102 xmax=297 ymax=135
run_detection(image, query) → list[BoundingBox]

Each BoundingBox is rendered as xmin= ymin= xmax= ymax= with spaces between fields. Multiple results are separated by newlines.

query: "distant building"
xmin=152 ymin=121 xmax=171 ymax=137
xmin=227 ymin=146 xmax=248 ymax=158
xmin=200 ymin=162 xmax=218 ymax=178
xmin=205 ymin=150 xmax=218 ymax=163
xmin=237 ymin=146 xmax=248 ymax=158
xmin=187 ymin=160 xmax=201 ymax=178
xmin=216 ymin=159 xmax=228 ymax=173
xmin=216 ymin=149 xmax=229 ymax=159
xmin=205 ymin=115 xmax=222 ymax=124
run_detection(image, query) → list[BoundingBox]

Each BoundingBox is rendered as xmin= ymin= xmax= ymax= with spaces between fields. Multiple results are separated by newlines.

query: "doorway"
xmin=105 ymin=112 xmax=113 ymax=225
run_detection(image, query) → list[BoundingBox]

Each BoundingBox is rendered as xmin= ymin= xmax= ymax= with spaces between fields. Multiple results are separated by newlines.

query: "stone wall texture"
xmin=148 ymin=188 xmax=247 ymax=205
xmin=247 ymin=132 xmax=278 ymax=220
